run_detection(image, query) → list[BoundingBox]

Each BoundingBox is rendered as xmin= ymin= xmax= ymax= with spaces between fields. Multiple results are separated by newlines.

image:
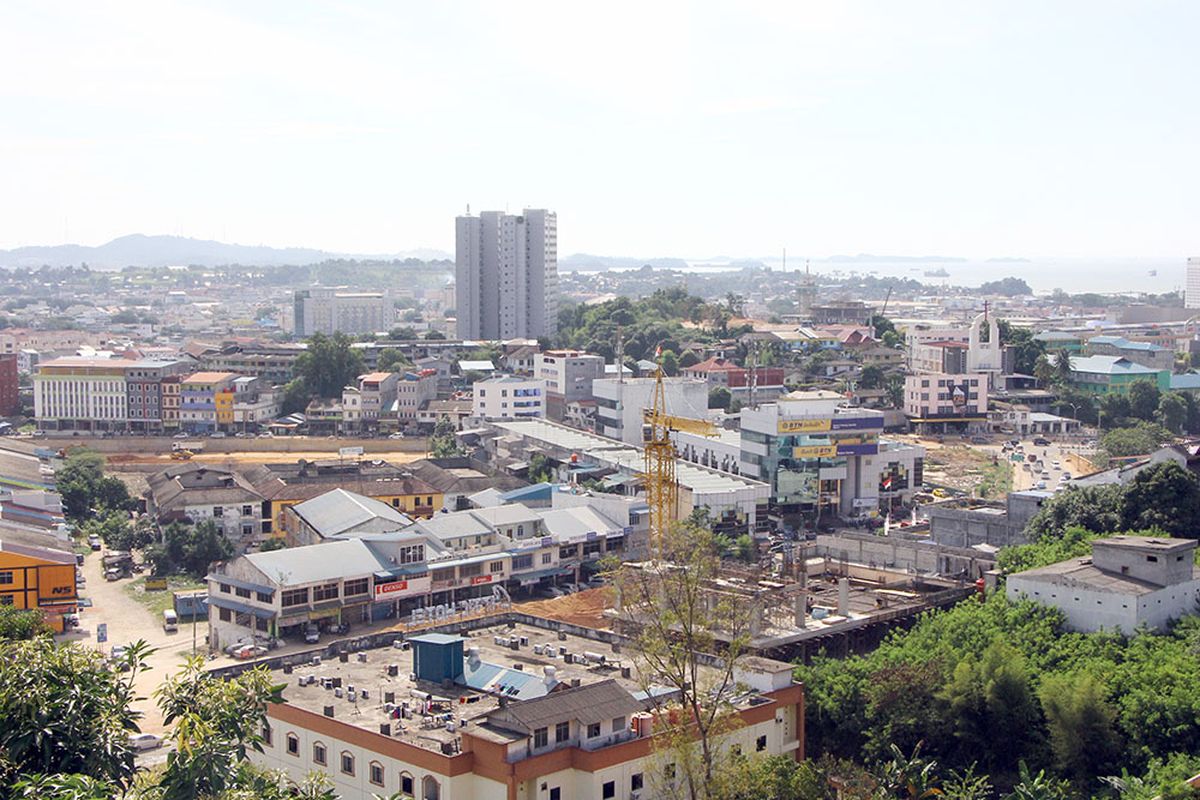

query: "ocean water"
xmin=595 ymin=257 xmax=1184 ymax=295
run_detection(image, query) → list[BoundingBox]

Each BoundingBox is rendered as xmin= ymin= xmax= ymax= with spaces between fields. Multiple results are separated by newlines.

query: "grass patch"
xmin=123 ymin=575 xmax=205 ymax=617
xmin=976 ymin=456 xmax=1013 ymax=499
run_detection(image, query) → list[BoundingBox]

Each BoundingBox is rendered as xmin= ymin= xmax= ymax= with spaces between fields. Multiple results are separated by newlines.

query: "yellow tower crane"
xmin=641 ymin=364 xmax=716 ymax=555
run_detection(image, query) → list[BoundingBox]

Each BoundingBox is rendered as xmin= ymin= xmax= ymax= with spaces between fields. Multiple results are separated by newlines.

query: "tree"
xmin=0 ymin=606 xmax=51 ymax=641
xmin=377 ymin=348 xmax=411 ymax=372
xmin=0 ymin=638 xmax=151 ymax=792
xmin=294 ymin=332 xmax=364 ymax=398
xmin=938 ymin=641 xmax=1042 ymax=774
xmin=80 ymin=512 xmax=140 ymax=552
xmin=153 ymin=520 xmax=235 ymax=578
xmin=1053 ymin=350 xmax=1073 ymax=385
xmin=258 ymin=537 xmax=287 ymax=552
xmin=1159 ymin=392 xmax=1188 ymax=434
xmin=527 ymin=453 xmax=554 ymax=483
xmin=55 ymin=450 xmax=133 ymax=521
xmin=280 ymin=377 xmax=311 ymax=415
xmin=1039 ymin=673 xmax=1121 ymax=788
xmin=424 ymin=330 xmax=446 ymax=340
xmin=1033 ymin=355 xmax=1055 ymax=387
xmin=429 ymin=416 xmax=462 ymax=458
xmin=154 ymin=657 xmax=285 ymax=800
xmin=998 ymin=320 xmax=1046 ymax=376
xmin=875 ymin=743 xmax=944 ymax=799
xmin=1119 ymin=461 xmax=1200 ymax=538
xmin=858 ymin=365 xmax=884 ymax=390
xmin=387 ymin=326 xmax=418 ymax=340
xmin=613 ymin=521 xmax=751 ymax=800
xmin=660 ymin=350 xmax=680 ymax=377
xmin=1024 ymin=486 xmax=1123 ymax=540
xmin=1101 ymin=421 xmax=1171 ymax=458
xmin=708 ymin=386 xmax=732 ymax=411
xmin=1129 ymin=379 xmax=1163 ymax=422
xmin=679 ymin=351 xmax=701 ymax=369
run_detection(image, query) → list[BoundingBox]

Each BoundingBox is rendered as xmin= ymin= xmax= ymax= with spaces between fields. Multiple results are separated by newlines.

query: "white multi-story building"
xmin=534 ymin=349 xmax=606 ymax=421
xmin=456 ymin=209 xmax=558 ymax=340
xmin=473 ymin=376 xmax=546 ymax=419
xmin=294 ymin=287 xmax=392 ymax=337
xmin=1187 ymin=257 xmax=1200 ymax=309
xmin=1007 ymin=535 xmax=1200 ymax=634
xmin=591 ymin=377 xmax=710 ymax=446
xmin=34 ymin=357 xmax=133 ymax=432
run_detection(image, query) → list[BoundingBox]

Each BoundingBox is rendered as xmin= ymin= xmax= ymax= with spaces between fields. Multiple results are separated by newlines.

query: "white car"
xmin=129 ymin=733 xmax=163 ymax=751
xmin=1052 ymin=460 xmax=1061 ymax=469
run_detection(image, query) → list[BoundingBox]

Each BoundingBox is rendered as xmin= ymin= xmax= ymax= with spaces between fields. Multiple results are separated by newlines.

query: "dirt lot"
xmin=517 ymin=588 xmax=613 ymax=629
xmin=922 ymin=443 xmax=1012 ymax=498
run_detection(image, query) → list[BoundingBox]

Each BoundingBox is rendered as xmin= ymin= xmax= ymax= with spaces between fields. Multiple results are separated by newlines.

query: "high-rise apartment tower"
xmin=456 ymin=209 xmax=558 ymax=340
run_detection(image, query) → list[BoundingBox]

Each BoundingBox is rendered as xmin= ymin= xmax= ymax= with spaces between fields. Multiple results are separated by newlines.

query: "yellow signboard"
xmin=144 ymin=578 xmax=169 ymax=591
xmin=792 ymin=445 xmax=839 ymax=458
xmin=778 ymin=418 xmax=832 ymax=434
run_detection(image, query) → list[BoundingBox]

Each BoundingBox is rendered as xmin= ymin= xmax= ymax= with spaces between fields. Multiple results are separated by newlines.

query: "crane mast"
xmin=641 ymin=363 xmax=716 ymax=554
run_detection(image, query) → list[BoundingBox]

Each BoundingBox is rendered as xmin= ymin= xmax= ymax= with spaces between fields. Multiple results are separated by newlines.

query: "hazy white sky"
xmin=1 ymin=2 xmax=1197 ymax=258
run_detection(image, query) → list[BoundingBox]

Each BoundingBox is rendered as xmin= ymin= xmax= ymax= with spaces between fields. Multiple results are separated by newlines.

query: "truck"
xmin=101 ymin=552 xmax=135 ymax=580
xmin=171 ymin=441 xmax=204 ymax=453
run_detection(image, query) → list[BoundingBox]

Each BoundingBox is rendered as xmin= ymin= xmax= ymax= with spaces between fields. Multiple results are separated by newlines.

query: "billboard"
xmin=792 ymin=445 xmax=839 ymax=458
xmin=373 ymin=575 xmax=431 ymax=600
xmin=779 ymin=416 xmax=884 ymax=434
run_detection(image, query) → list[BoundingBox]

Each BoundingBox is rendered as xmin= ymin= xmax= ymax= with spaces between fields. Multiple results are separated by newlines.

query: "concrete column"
xmin=837 ymin=577 xmax=850 ymax=616
xmin=794 ymin=593 xmax=807 ymax=628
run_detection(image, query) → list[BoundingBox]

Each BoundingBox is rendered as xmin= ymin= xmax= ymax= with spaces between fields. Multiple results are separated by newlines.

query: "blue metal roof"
xmin=409 ymin=632 xmax=463 ymax=645
xmin=500 ymin=483 xmax=554 ymax=502
xmin=207 ymin=596 xmax=275 ymax=619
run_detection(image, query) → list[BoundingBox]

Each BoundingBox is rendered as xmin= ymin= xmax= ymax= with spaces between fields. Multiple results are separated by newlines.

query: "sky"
xmin=1 ymin=1 xmax=1197 ymax=260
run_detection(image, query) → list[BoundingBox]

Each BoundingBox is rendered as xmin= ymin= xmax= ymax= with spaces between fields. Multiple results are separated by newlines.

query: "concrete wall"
xmin=811 ymin=531 xmax=995 ymax=579
xmin=41 ymin=435 xmax=429 ymax=455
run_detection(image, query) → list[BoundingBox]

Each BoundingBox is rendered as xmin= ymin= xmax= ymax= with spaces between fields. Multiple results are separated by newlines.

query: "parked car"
xmin=1052 ymin=460 xmax=1061 ymax=469
xmin=129 ymin=733 xmax=163 ymax=751
xmin=304 ymin=623 xmax=320 ymax=644
xmin=88 ymin=535 xmax=102 ymax=551
xmin=1033 ymin=437 xmax=1052 ymax=446
xmin=1036 ymin=481 xmax=1047 ymax=490
xmin=104 ymin=568 xmax=122 ymax=581
xmin=233 ymin=644 xmax=268 ymax=660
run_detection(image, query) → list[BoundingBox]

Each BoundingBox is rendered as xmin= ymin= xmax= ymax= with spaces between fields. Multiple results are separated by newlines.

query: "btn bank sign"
xmin=777 ymin=416 xmax=884 ymax=434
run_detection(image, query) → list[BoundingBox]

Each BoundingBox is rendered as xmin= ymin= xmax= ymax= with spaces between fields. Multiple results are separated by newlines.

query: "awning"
xmin=206 ymin=574 xmax=274 ymax=596
xmin=208 ymin=596 xmax=275 ymax=620
xmin=516 ymin=566 xmax=573 ymax=586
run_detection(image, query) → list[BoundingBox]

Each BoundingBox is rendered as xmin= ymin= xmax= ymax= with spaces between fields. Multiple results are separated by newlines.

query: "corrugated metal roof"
xmin=291 ymin=489 xmax=412 ymax=538
xmin=242 ymin=539 xmax=387 ymax=585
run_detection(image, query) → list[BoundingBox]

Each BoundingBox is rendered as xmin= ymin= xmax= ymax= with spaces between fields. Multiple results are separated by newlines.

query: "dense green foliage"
xmin=144 ymin=520 xmax=235 ymax=579
xmin=291 ymin=332 xmax=364 ymax=400
xmin=1101 ymin=421 xmax=1173 ymax=457
xmin=1026 ymin=462 xmax=1200 ymax=540
xmin=429 ymin=416 xmax=462 ymax=458
xmin=55 ymin=450 xmax=134 ymax=521
xmin=979 ymin=277 xmax=1033 ymax=296
xmin=998 ymin=320 xmax=1046 ymax=376
xmin=555 ymin=288 xmax=738 ymax=361
xmin=797 ymin=593 xmax=1200 ymax=795
xmin=0 ymin=605 xmax=52 ymax=641
xmin=0 ymin=638 xmax=151 ymax=794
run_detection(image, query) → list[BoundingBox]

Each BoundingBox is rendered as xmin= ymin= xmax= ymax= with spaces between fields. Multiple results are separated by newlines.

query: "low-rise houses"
xmin=1067 ymin=355 xmax=1170 ymax=396
xmin=145 ymin=464 xmax=267 ymax=544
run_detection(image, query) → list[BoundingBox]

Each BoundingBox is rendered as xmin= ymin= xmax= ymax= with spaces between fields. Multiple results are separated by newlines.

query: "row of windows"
xmin=278 ymin=730 xmax=439 ymax=797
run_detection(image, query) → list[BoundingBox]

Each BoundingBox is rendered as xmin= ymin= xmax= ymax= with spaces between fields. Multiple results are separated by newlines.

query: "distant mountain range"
xmin=0 ymin=234 xmax=453 ymax=269
xmin=0 ymin=234 xmax=1029 ymax=272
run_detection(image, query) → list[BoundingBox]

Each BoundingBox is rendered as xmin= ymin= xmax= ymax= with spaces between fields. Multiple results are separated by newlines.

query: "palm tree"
xmin=878 ymin=743 xmax=944 ymax=799
xmin=1053 ymin=348 xmax=1073 ymax=384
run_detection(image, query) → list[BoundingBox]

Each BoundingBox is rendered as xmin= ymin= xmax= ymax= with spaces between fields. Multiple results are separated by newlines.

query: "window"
xmin=541 ymin=552 xmax=552 ymax=564
xmin=213 ymin=506 xmax=223 ymax=517
xmin=459 ymin=563 xmax=482 ymax=578
xmin=218 ymin=607 xmax=232 ymax=622
xmin=340 ymin=751 xmax=355 ymax=775
xmin=281 ymin=588 xmax=308 ymax=607
xmin=489 ymin=560 xmax=504 ymax=574
xmin=426 ymin=496 xmax=433 ymax=506
xmin=0 ymin=595 xmax=12 ymax=606
xmin=369 ymin=762 xmax=384 ymax=786
xmin=533 ymin=727 xmax=548 ymax=748
xmin=422 ymin=776 xmax=440 ymax=800
xmin=262 ymin=723 xmax=272 ymax=746
xmin=344 ymin=578 xmax=369 ymax=597
xmin=399 ymin=544 xmax=425 ymax=564
xmin=587 ymin=722 xmax=601 ymax=738
xmin=236 ymin=586 xmax=251 ymax=599
xmin=400 ymin=773 xmax=414 ymax=796
xmin=512 ymin=554 xmax=533 ymax=570
xmin=602 ymin=781 xmax=615 ymax=799
xmin=1147 ymin=555 xmax=1159 ymax=563
xmin=0 ymin=571 xmax=11 ymax=585
xmin=555 ymin=721 xmax=570 ymax=743
xmin=242 ymin=505 xmax=253 ymax=516
xmin=612 ymin=716 xmax=626 ymax=733
xmin=756 ymin=734 xmax=768 ymax=752
xmin=219 ymin=583 xmax=231 ymax=594
xmin=286 ymin=733 xmax=299 ymax=756
xmin=255 ymin=617 xmax=269 ymax=632
xmin=631 ymin=774 xmax=644 ymax=792
xmin=312 ymin=582 xmax=339 ymax=602
xmin=256 ymin=591 xmax=273 ymax=603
